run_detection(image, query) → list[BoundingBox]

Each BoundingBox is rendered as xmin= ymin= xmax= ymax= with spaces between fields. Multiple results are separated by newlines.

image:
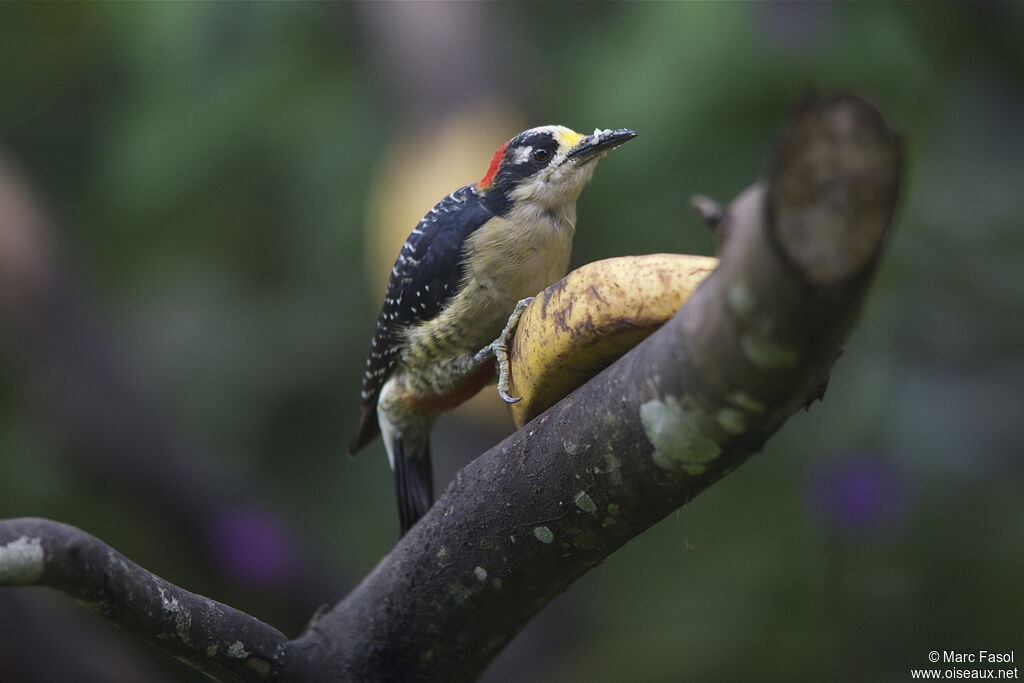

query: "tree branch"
xmin=287 ymin=93 xmax=902 ymax=681
xmin=0 ymin=518 xmax=288 ymax=682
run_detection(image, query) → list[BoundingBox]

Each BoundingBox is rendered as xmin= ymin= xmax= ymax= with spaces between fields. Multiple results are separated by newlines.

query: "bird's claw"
xmin=493 ymin=297 xmax=534 ymax=404
xmin=497 ymin=384 xmax=522 ymax=404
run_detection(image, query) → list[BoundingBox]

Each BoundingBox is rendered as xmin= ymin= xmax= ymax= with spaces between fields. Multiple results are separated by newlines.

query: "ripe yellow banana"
xmin=507 ymin=253 xmax=718 ymax=428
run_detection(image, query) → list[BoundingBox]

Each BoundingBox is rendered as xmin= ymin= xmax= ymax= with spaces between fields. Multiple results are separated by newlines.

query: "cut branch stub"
xmin=767 ymin=93 xmax=902 ymax=286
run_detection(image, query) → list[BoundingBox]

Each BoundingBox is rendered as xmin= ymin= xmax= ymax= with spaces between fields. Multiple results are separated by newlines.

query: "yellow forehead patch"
xmin=554 ymin=128 xmax=584 ymax=150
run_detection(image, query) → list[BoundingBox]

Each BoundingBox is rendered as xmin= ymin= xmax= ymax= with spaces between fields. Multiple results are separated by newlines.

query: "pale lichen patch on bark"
xmin=727 ymin=280 xmax=756 ymax=319
xmin=740 ymin=331 xmax=800 ymax=371
xmin=716 ymin=407 xmax=747 ymax=435
xmin=640 ymin=395 xmax=721 ymax=474
xmin=573 ymin=491 xmax=597 ymax=514
xmin=158 ymin=586 xmax=192 ymax=645
xmin=727 ymin=390 xmax=765 ymax=413
xmin=227 ymin=641 xmax=250 ymax=658
xmin=0 ymin=535 xmax=44 ymax=585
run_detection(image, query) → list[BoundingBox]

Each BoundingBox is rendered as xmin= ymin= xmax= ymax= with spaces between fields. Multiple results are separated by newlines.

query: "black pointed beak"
xmin=566 ymin=128 xmax=638 ymax=163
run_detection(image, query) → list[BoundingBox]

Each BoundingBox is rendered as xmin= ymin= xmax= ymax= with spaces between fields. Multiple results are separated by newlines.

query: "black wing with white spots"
xmin=348 ymin=184 xmax=495 ymax=454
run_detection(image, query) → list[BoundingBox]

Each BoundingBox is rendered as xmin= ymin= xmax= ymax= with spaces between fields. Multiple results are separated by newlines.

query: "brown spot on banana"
xmin=540 ymin=278 xmax=566 ymax=319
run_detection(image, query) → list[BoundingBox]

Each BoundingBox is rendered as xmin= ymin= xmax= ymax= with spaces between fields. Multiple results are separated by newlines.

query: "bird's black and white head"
xmin=476 ymin=125 xmax=637 ymax=214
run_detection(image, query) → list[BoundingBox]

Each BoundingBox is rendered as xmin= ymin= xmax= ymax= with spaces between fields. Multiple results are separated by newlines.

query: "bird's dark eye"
xmin=532 ymin=148 xmax=550 ymax=163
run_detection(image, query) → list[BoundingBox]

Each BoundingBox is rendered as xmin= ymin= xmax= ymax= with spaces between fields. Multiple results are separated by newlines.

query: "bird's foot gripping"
xmin=495 ymin=297 xmax=533 ymax=403
xmin=472 ymin=297 xmax=534 ymax=404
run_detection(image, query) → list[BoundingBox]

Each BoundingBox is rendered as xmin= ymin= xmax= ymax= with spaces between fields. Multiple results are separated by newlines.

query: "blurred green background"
xmin=1 ymin=2 xmax=1021 ymax=681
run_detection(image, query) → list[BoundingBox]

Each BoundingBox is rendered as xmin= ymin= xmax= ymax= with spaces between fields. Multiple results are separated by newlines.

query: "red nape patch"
xmin=401 ymin=362 xmax=496 ymax=412
xmin=478 ymin=141 xmax=509 ymax=189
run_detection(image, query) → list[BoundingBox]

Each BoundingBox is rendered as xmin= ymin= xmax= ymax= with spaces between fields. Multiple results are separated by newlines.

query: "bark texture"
xmin=0 ymin=518 xmax=288 ymax=682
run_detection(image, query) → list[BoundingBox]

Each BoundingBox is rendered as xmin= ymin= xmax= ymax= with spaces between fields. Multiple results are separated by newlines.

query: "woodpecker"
xmin=349 ymin=125 xmax=637 ymax=535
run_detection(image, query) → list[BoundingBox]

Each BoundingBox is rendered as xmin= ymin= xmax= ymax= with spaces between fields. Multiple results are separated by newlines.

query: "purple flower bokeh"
xmin=209 ymin=506 xmax=301 ymax=585
xmin=806 ymin=454 xmax=912 ymax=536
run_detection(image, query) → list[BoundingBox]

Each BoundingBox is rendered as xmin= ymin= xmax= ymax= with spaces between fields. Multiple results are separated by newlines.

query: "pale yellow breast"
xmin=464 ymin=207 xmax=575 ymax=301
xmin=404 ymin=207 xmax=576 ymax=360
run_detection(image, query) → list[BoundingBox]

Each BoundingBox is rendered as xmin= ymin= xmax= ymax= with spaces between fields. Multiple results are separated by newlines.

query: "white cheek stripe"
xmin=510 ymin=146 xmax=532 ymax=165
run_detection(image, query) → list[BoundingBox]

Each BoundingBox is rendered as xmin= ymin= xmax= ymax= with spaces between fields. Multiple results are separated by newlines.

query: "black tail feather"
xmin=393 ymin=436 xmax=434 ymax=536
xmin=348 ymin=402 xmax=381 ymax=457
